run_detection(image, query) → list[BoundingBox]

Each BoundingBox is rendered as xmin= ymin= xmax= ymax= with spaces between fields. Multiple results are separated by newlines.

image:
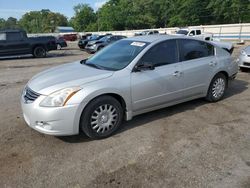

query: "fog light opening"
xmin=35 ymin=121 xmax=53 ymax=130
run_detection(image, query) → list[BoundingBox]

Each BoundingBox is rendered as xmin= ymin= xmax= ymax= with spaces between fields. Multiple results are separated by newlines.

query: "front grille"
xmin=23 ymin=87 xmax=41 ymax=103
xmin=243 ymin=62 xmax=250 ymax=66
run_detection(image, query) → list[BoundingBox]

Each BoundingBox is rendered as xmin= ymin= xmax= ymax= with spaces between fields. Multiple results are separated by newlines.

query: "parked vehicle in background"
xmin=21 ymin=35 xmax=238 ymax=139
xmin=85 ymin=35 xmax=126 ymax=53
xmin=0 ymin=29 xmax=57 ymax=58
xmin=135 ymin=30 xmax=159 ymax=36
xmin=62 ymin=33 xmax=78 ymax=41
xmin=56 ymin=37 xmax=67 ymax=50
xmin=81 ymin=33 xmax=92 ymax=40
xmin=78 ymin=35 xmax=106 ymax=49
xmin=176 ymin=28 xmax=213 ymax=41
xmin=238 ymin=45 xmax=250 ymax=71
xmin=176 ymin=28 xmax=234 ymax=54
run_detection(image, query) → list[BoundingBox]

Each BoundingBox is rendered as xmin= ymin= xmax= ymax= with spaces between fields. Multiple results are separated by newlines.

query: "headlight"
xmin=241 ymin=50 xmax=247 ymax=56
xmin=40 ymin=87 xmax=81 ymax=107
xmin=92 ymin=44 xmax=97 ymax=48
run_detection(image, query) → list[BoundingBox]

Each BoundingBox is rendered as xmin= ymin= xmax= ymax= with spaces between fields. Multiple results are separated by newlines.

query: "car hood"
xmin=28 ymin=61 xmax=114 ymax=95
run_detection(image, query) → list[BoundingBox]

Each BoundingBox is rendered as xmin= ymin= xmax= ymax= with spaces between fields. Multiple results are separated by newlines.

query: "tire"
xmin=33 ymin=46 xmax=46 ymax=58
xmin=206 ymin=73 xmax=227 ymax=102
xmin=97 ymin=46 xmax=104 ymax=51
xmin=57 ymin=44 xmax=62 ymax=50
xmin=80 ymin=96 xmax=124 ymax=139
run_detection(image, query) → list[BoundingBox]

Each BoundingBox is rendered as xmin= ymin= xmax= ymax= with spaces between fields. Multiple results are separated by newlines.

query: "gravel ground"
xmin=0 ymin=42 xmax=250 ymax=188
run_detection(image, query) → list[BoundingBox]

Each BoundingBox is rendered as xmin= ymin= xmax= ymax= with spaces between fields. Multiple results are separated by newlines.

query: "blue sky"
xmin=0 ymin=0 xmax=107 ymax=19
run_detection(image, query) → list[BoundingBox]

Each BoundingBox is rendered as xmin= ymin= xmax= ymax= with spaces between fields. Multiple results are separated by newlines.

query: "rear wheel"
xmin=80 ymin=96 xmax=124 ymax=139
xmin=33 ymin=46 xmax=46 ymax=58
xmin=206 ymin=73 xmax=227 ymax=102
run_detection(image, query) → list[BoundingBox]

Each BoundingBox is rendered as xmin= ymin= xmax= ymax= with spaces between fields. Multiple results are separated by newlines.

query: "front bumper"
xmin=85 ymin=45 xmax=97 ymax=53
xmin=21 ymin=94 xmax=80 ymax=136
xmin=238 ymin=55 xmax=250 ymax=68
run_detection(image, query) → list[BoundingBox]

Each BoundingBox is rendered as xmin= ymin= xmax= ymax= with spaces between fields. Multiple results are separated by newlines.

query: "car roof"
xmin=124 ymin=35 xmax=180 ymax=43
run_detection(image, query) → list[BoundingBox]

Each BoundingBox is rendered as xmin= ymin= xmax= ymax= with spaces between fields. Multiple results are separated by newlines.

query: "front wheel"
xmin=80 ymin=96 xmax=124 ymax=139
xmin=206 ymin=73 xmax=227 ymax=102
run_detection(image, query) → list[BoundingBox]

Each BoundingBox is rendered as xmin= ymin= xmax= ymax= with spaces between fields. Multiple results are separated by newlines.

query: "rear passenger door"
xmin=178 ymin=39 xmax=216 ymax=97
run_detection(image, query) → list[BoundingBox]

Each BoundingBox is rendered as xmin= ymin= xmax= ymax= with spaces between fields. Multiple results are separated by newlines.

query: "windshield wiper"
xmin=85 ymin=63 xmax=104 ymax=70
xmin=81 ymin=60 xmax=117 ymax=71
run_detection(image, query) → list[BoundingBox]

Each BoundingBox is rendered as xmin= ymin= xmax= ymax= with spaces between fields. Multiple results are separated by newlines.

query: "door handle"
xmin=173 ymin=71 xmax=182 ymax=77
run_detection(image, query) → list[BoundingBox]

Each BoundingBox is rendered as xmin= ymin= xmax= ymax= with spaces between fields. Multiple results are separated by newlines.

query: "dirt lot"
xmin=0 ymin=42 xmax=250 ymax=188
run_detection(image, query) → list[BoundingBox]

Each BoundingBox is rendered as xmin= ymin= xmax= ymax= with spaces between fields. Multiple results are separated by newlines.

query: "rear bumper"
xmin=85 ymin=46 xmax=97 ymax=53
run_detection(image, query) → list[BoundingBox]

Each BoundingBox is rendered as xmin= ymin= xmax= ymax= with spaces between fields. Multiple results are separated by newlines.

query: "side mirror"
xmin=134 ymin=63 xmax=155 ymax=72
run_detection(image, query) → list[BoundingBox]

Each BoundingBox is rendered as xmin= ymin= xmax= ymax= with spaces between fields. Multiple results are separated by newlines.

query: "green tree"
xmin=71 ymin=4 xmax=96 ymax=32
xmin=0 ymin=18 xmax=6 ymax=29
xmin=3 ymin=17 xmax=19 ymax=29
xmin=19 ymin=10 xmax=68 ymax=33
xmin=207 ymin=0 xmax=250 ymax=24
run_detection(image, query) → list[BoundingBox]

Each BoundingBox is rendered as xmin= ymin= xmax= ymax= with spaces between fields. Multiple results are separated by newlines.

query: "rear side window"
xmin=140 ymin=39 xmax=178 ymax=67
xmin=179 ymin=39 xmax=214 ymax=61
xmin=7 ymin=32 xmax=22 ymax=41
xmin=0 ymin=33 xmax=6 ymax=41
xmin=196 ymin=30 xmax=201 ymax=35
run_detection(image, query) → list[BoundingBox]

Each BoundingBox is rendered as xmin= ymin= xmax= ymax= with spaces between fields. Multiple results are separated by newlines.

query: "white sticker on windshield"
xmin=131 ymin=42 xmax=146 ymax=47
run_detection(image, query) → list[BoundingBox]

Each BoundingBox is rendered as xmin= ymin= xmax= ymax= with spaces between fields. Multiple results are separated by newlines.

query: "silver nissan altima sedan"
xmin=21 ymin=35 xmax=238 ymax=139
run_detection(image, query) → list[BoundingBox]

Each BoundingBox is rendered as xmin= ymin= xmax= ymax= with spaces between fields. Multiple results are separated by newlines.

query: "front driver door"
xmin=6 ymin=32 xmax=30 ymax=55
xmin=131 ymin=39 xmax=184 ymax=112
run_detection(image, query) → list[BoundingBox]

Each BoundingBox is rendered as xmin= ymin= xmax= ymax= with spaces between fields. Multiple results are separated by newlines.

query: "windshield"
xmin=99 ymin=36 xmax=110 ymax=42
xmin=84 ymin=40 xmax=149 ymax=71
xmin=176 ymin=30 xmax=188 ymax=35
xmin=89 ymin=35 xmax=99 ymax=40
xmin=95 ymin=35 xmax=105 ymax=40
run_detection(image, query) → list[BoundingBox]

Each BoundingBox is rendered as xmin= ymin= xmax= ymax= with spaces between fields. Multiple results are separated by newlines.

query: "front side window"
xmin=179 ymin=39 xmax=214 ymax=61
xmin=0 ymin=33 xmax=6 ymax=41
xmin=139 ymin=40 xmax=178 ymax=67
xmin=7 ymin=32 xmax=22 ymax=41
xmin=189 ymin=30 xmax=195 ymax=36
